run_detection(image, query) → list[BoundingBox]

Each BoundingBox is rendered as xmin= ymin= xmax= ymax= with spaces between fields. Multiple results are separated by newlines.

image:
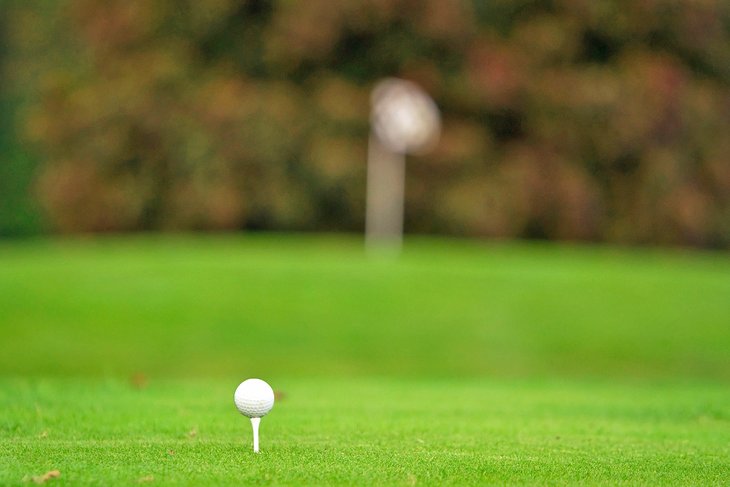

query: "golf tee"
xmin=250 ymin=417 xmax=261 ymax=453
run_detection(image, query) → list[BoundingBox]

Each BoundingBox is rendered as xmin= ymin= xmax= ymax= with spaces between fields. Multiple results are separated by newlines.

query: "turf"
xmin=3 ymin=378 xmax=730 ymax=485
xmin=1 ymin=235 xmax=730 ymax=484
xmin=1 ymin=235 xmax=729 ymax=379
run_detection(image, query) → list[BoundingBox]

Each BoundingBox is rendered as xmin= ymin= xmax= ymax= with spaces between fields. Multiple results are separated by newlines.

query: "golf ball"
xmin=234 ymin=378 xmax=275 ymax=418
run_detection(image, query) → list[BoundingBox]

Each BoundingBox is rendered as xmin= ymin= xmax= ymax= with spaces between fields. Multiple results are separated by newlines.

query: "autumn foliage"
xmin=10 ymin=0 xmax=730 ymax=246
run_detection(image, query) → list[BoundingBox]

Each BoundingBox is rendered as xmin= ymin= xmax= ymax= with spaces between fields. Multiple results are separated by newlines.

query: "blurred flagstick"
xmin=365 ymin=134 xmax=406 ymax=255
xmin=365 ymin=78 xmax=440 ymax=257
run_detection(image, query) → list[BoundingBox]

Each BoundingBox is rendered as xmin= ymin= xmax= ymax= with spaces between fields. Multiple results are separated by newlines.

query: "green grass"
xmin=1 ymin=235 xmax=729 ymax=379
xmin=1 ymin=235 xmax=730 ymax=484
xmin=3 ymin=378 xmax=730 ymax=485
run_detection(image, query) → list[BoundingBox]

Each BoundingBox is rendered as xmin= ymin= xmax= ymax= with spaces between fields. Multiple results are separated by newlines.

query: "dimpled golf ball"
xmin=234 ymin=378 xmax=275 ymax=418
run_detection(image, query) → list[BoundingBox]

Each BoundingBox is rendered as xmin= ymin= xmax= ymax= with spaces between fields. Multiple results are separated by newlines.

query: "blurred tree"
xmin=5 ymin=0 xmax=730 ymax=246
xmin=0 ymin=2 xmax=43 ymax=236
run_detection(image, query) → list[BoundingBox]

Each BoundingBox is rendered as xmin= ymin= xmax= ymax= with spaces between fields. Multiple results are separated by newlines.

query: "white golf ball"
xmin=234 ymin=378 xmax=275 ymax=418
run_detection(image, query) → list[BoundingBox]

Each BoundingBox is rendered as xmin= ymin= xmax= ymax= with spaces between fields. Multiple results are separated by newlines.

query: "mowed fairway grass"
xmin=1 ymin=235 xmax=729 ymax=485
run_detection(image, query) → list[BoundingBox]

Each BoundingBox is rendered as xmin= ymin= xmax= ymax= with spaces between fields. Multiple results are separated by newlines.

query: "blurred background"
xmin=1 ymin=1 xmax=729 ymax=380
xmin=2 ymin=0 xmax=730 ymax=246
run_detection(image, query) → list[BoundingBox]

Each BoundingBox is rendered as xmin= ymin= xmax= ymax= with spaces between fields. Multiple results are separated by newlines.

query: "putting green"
xmin=0 ymin=235 xmax=728 ymax=379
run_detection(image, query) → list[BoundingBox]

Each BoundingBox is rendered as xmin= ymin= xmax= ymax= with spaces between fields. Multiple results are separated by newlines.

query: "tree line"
xmin=4 ymin=0 xmax=730 ymax=247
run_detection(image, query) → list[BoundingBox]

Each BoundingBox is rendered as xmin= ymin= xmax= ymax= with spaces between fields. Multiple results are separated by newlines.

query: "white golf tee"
xmin=250 ymin=417 xmax=261 ymax=453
